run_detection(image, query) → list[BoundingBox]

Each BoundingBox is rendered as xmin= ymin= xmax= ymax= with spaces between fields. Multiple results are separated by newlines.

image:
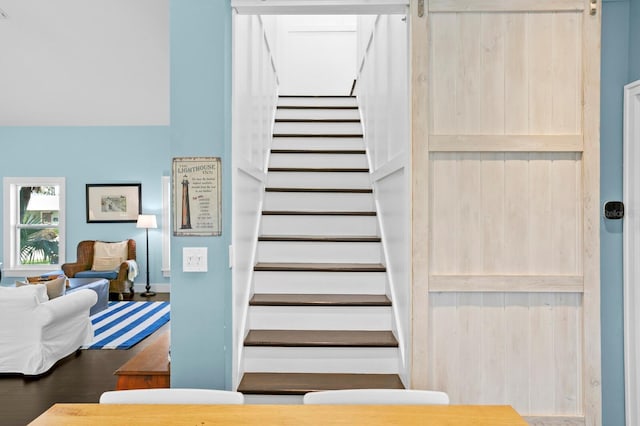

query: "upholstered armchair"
xmin=62 ymin=240 xmax=137 ymax=300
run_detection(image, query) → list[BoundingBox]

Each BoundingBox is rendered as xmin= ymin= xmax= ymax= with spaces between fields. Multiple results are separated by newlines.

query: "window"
xmin=3 ymin=177 xmax=66 ymax=277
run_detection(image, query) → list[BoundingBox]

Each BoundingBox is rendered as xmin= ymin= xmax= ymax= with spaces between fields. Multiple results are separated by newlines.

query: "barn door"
xmin=410 ymin=0 xmax=601 ymax=424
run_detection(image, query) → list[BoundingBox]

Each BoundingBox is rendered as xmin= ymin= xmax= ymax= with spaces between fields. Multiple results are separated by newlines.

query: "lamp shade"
xmin=136 ymin=214 xmax=157 ymax=229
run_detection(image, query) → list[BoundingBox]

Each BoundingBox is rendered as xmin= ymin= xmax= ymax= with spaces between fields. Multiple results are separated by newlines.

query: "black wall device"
xmin=604 ymin=201 xmax=624 ymax=219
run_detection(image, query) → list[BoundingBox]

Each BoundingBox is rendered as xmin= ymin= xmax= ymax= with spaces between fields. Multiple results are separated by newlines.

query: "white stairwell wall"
xmin=356 ymin=14 xmax=411 ymax=386
xmin=232 ymin=13 xmax=279 ymax=390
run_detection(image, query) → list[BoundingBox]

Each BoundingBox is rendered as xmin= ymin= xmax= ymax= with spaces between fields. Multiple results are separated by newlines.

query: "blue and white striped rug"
xmin=82 ymin=301 xmax=170 ymax=350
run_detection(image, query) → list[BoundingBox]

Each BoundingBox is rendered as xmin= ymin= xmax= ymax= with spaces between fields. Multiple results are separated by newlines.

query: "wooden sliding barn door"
xmin=410 ymin=0 xmax=601 ymax=424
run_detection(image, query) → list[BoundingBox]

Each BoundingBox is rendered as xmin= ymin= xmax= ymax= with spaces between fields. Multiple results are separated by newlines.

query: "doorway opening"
xmin=230 ymin=3 xmax=412 ymax=392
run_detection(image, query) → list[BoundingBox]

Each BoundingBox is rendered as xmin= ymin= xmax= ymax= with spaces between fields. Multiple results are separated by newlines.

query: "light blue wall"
xmin=0 ymin=0 xmax=234 ymax=392
xmin=601 ymin=0 xmax=632 ymax=424
xmin=168 ymin=0 xmax=233 ymax=389
xmin=0 ymin=126 xmax=171 ymax=286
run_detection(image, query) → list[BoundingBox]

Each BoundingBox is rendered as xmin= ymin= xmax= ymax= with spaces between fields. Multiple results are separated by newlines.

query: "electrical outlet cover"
xmin=183 ymin=247 xmax=208 ymax=272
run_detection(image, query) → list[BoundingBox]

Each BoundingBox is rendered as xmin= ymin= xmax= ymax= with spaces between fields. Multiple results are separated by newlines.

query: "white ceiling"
xmin=0 ymin=0 xmax=169 ymax=126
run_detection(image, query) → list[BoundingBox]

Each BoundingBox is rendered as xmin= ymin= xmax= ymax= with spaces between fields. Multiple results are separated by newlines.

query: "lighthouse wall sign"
xmin=172 ymin=157 xmax=222 ymax=236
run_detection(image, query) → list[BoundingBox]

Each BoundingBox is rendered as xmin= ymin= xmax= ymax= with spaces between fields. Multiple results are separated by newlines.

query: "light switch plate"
xmin=183 ymin=247 xmax=207 ymax=272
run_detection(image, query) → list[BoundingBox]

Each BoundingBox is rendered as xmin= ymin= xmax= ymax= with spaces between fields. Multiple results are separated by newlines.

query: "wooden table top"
xmin=29 ymin=403 xmax=527 ymax=425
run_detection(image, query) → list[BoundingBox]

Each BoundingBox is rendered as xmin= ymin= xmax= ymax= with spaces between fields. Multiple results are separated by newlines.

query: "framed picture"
xmin=86 ymin=183 xmax=142 ymax=223
xmin=172 ymin=157 xmax=222 ymax=236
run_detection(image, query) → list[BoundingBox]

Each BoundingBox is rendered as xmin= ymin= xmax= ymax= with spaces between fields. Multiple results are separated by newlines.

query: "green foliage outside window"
xmin=18 ymin=187 xmax=59 ymax=265
xmin=19 ymin=214 xmax=59 ymax=265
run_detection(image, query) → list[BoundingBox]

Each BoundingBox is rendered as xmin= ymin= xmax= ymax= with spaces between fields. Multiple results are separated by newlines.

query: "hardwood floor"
xmin=0 ymin=293 xmax=169 ymax=426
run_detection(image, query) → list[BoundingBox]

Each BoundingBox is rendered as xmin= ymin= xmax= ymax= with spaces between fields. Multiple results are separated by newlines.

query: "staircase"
xmin=237 ymin=95 xmax=403 ymax=402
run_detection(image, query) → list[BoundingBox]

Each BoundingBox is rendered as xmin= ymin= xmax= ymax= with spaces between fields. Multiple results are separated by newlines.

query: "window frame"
xmin=2 ymin=177 xmax=66 ymax=277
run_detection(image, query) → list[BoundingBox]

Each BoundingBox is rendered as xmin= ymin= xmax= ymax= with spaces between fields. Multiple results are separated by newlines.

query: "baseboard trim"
xmin=133 ymin=282 xmax=171 ymax=294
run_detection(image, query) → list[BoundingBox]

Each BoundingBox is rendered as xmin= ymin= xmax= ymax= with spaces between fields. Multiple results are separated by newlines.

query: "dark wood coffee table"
xmin=114 ymin=331 xmax=170 ymax=390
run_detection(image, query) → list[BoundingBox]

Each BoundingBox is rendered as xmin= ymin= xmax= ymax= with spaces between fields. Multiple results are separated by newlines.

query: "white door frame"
xmin=231 ymin=0 xmax=408 ymax=14
xmin=624 ymin=79 xmax=640 ymax=426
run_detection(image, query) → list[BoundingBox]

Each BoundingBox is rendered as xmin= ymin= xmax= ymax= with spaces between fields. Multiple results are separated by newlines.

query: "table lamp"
xmin=136 ymin=214 xmax=157 ymax=297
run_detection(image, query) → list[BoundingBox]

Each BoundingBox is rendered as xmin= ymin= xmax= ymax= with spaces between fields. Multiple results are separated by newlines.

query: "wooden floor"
xmin=0 ymin=293 xmax=169 ymax=426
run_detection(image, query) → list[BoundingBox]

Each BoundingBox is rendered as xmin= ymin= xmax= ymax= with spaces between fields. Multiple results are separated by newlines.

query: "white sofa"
xmin=0 ymin=284 xmax=97 ymax=375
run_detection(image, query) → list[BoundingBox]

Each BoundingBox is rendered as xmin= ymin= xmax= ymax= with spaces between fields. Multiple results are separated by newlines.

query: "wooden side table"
xmin=114 ymin=331 xmax=170 ymax=390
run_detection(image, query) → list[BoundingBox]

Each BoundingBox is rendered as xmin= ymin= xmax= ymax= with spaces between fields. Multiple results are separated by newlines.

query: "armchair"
xmin=62 ymin=240 xmax=137 ymax=300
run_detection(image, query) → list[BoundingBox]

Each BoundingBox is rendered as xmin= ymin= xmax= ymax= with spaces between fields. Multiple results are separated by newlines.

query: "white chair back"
xmin=303 ymin=389 xmax=450 ymax=405
xmin=99 ymin=388 xmax=244 ymax=404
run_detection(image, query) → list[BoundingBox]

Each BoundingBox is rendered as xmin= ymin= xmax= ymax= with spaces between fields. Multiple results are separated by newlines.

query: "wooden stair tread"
xmin=275 ymin=119 xmax=360 ymax=123
xmin=258 ymin=235 xmax=381 ymax=242
xmin=277 ymin=105 xmax=359 ymax=110
xmin=254 ymin=262 xmax=386 ymax=272
xmin=262 ymin=210 xmax=376 ymax=216
xmin=279 ymin=95 xmax=355 ymax=98
xmin=271 ymin=148 xmax=367 ymax=155
xmin=250 ymin=293 xmax=391 ymax=306
xmin=268 ymin=167 xmax=369 ymax=173
xmin=273 ymin=133 xmax=363 ymax=138
xmin=271 ymin=149 xmax=366 ymax=154
xmin=238 ymin=372 xmax=404 ymax=395
xmin=244 ymin=330 xmax=398 ymax=347
xmin=265 ymin=187 xmax=373 ymax=193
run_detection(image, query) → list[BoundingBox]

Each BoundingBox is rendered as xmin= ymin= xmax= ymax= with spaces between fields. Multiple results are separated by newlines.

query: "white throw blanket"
xmin=126 ymin=260 xmax=139 ymax=281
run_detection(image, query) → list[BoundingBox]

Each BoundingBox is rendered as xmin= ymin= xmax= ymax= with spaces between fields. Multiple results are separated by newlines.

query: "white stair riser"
xmin=272 ymin=136 xmax=365 ymax=150
xmin=267 ymin=172 xmax=370 ymax=189
xmin=248 ymin=306 xmax=391 ymax=330
xmin=261 ymin=215 xmax=378 ymax=236
xmin=253 ymin=271 xmax=387 ymax=294
xmin=278 ymin=97 xmax=357 ymax=107
xmin=243 ymin=347 xmax=399 ymax=373
xmin=276 ymin=108 xmax=360 ymax=120
xmin=257 ymin=241 xmax=382 ymax=263
xmin=274 ymin=122 xmax=362 ymax=135
xmin=263 ymin=192 xmax=375 ymax=211
xmin=243 ymin=395 xmax=304 ymax=404
xmin=269 ymin=153 xmax=368 ymax=168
